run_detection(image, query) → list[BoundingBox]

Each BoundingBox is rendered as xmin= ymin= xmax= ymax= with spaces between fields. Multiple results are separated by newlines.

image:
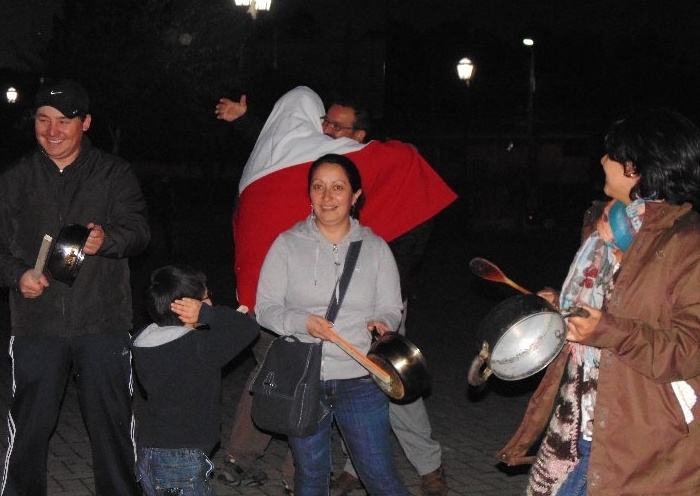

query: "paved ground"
xmin=0 ymin=177 xmax=583 ymax=495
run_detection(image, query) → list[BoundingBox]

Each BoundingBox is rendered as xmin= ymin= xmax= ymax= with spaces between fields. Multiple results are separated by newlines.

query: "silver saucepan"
xmin=368 ymin=332 xmax=430 ymax=402
xmin=467 ymin=294 xmax=588 ymax=386
xmin=328 ymin=329 xmax=430 ymax=402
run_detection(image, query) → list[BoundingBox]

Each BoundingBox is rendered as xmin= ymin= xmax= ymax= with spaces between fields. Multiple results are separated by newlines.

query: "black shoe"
xmin=217 ymin=460 xmax=268 ymax=487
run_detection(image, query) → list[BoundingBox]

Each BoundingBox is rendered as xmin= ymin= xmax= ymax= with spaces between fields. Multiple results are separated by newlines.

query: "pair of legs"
xmin=225 ymin=328 xmax=294 ymax=482
xmin=341 ymin=397 xmax=442 ymax=478
xmin=288 ymin=376 xmax=409 ymax=496
xmin=137 ymin=447 xmax=215 ymax=496
xmin=3 ymin=332 xmax=140 ymax=495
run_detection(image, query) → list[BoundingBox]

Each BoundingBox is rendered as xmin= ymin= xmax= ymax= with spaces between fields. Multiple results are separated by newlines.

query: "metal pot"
xmin=47 ymin=224 xmax=91 ymax=286
xmin=368 ymin=332 xmax=430 ymax=402
xmin=467 ymin=294 xmax=580 ymax=386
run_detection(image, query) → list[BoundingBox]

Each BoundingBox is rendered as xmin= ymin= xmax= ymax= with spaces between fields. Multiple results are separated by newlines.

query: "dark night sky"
xmin=3 ymin=0 xmax=698 ymax=70
xmin=0 ymin=0 xmax=62 ymax=70
xmin=3 ymin=0 xmax=700 ymax=135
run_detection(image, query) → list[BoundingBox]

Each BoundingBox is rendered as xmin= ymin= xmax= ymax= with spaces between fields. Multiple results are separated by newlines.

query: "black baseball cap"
xmin=34 ymin=79 xmax=90 ymax=119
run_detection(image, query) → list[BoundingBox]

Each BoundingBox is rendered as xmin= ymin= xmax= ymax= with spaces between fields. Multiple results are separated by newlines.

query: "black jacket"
xmin=131 ymin=305 xmax=259 ymax=453
xmin=388 ymin=219 xmax=433 ymax=300
xmin=0 ymin=138 xmax=151 ymax=337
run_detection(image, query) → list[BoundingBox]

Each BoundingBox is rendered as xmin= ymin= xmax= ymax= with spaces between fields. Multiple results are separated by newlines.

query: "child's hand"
xmin=171 ymin=298 xmax=202 ymax=326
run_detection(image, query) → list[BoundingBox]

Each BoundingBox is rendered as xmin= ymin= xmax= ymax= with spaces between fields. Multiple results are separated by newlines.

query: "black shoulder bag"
xmin=250 ymin=240 xmax=362 ymax=437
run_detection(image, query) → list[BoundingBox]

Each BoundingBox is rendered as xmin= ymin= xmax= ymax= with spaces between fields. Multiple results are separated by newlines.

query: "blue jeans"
xmin=288 ymin=376 xmax=409 ymax=496
xmin=557 ymin=439 xmax=591 ymax=496
xmin=136 ymin=447 xmax=216 ymax=496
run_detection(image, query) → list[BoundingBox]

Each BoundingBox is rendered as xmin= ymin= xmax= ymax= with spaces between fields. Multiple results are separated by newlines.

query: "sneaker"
xmin=329 ymin=470 xmax=364 ymax=494
xmin=421 ymin=466 xmax=447 ymax=496
xmin=217 ymin=459 xmax=268 ymax=487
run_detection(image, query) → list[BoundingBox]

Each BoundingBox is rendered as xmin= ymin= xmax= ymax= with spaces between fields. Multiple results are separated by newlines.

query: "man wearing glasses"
xmin=319 ymin=104 xmax=369 ymax=143
xmin=215 ymin=92 xmax=369 ymax=143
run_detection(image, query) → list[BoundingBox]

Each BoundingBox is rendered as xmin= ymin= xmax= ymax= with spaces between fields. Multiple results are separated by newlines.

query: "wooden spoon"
xmin=326 ymin=327 xmax=391 ymax=385
xmin=469 ymin=257 xmax=532 ymax=295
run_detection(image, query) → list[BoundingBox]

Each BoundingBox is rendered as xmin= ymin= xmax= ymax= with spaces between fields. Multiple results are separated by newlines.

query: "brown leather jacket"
xmin=498 ymin=202 xmax=700 ymax=495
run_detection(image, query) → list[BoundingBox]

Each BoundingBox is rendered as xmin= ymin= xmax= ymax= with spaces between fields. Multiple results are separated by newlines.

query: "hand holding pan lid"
xmin=48 ymin=224 xmax=91 ymax=286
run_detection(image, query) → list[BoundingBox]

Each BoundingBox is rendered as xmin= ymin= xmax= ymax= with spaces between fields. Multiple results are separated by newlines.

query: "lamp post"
xmin=6 ymin=86 xmax=18 ymax=104
xmin=234 ymin=0 xmax=270 ymax=19
xmin=234 ymin=0 xmax=274 ymax=97
xmin=522 ymin=38 xmax=538 ymax=223
xmin=522 ymin=39 xmax=536 ymax=144
xmin=456 ymin=58 xmax=475 ymax=166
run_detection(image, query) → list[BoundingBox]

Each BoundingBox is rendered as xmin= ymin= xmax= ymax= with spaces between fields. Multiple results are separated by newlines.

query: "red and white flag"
xmin=233 ymin=86 xmax=458 ymax=309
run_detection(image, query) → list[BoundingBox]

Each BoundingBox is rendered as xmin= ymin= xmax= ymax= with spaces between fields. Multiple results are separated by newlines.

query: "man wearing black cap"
xmin=0 ymin=79 xmax=150 ymax=495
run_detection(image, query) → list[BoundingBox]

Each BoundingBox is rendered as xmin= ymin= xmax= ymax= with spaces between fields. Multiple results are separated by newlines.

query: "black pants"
xmin=2 ymin=332 xmax=140 ymax=496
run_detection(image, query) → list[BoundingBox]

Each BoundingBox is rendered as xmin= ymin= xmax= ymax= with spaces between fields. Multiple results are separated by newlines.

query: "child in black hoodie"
xmin=131 ymin=264 xmax=258 ymax=496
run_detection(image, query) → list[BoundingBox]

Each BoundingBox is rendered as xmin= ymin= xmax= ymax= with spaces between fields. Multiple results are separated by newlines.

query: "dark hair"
xmin=328 ymin=95 xmax=373 ymax=135
xmin=604 ymin=108 xmax=700 ymax=207
xmin=308 ymin=153 xmax=365 ymax=217
xmin=146 ymin=265 xmax=207 ymax=326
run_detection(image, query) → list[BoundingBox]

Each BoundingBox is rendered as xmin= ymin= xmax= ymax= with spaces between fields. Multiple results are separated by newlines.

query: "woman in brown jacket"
xmin=498 ymin=108 xmax=700 ymax=496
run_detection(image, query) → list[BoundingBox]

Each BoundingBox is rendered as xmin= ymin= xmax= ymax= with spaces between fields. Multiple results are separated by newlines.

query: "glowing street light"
xmin=6 ymin=86 xmax=18 ymax=104
xmin=234 ymin=0 xmax=271 ymax=19
xmin=456 ymin=57 xmax=475 ymax=86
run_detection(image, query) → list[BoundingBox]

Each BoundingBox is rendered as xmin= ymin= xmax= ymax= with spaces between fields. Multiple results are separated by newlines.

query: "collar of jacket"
xmin=641 ymin=201 xmax=693 ymax=231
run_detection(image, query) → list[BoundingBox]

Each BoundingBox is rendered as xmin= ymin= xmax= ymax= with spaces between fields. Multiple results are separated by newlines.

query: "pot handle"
xmin=561 ymin=306 xmax=590 ymax=319
xmin=467 ymin=340 xmax=493 ymax=386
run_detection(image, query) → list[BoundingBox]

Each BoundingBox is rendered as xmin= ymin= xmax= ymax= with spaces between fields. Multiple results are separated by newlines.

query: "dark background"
xmin=3 ymin=1 xmax=700 ymax=163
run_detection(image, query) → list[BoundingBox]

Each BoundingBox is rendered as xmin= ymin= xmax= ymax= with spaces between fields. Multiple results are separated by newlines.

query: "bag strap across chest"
xmin=325 ymin=240 xmax=362 ymax=323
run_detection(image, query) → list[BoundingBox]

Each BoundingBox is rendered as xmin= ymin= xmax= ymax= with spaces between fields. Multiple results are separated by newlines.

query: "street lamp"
xmin=234 ymin=0 xmax=271 ymax=19
xmin=456 ymin=57 xmax=475 ymax=86
xmin=456 ymin=58 xmax=475 ymax=166
xmin=522 ymin=38 xmax=538 ymax=210
xmin=522 ymin=38 xmax=536 ymax=140
xmin=6 ymin=86 xmax=18 ymax=104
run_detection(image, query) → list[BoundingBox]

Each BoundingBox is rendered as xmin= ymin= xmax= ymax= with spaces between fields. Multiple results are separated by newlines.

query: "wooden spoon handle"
xmin=502 ymin=277 xmax=532 ymax=295
xmin=469 ymin=257 xmax=532 ymax=294
xmin=328 ymin=328 xmax=391 ymax=384
xmin=33 ymin=234 xmax=53 ymax=280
